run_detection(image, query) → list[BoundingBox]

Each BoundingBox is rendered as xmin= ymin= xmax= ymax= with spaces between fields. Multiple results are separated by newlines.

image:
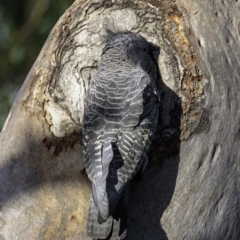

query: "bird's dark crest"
xmin=102 ymin=28 xmax=131 ymax=44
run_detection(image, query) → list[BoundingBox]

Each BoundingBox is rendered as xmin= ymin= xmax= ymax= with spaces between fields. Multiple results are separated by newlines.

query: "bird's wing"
xmin=83 ymin=70 xmax=158 ymax=220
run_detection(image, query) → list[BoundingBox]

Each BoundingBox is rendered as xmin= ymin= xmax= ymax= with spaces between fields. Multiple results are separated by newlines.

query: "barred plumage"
xmin=83 ymin=31 xmax=160 ymax=239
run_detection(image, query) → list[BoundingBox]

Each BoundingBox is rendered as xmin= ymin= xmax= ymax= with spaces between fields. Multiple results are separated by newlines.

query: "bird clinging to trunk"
xmin=82 ymin=30 xmax=160 ymax=239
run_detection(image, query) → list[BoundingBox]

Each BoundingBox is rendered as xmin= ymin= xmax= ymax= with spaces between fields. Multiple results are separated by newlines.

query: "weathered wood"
xmin=160 ymin=1 xmax=240 ymax=239
xmin=0 ymin=0 xmax=239 ymax=239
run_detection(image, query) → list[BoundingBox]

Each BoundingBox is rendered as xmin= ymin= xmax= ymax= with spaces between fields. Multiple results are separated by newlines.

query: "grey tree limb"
xmin=0 ymin=0 xmax=239 ymax=239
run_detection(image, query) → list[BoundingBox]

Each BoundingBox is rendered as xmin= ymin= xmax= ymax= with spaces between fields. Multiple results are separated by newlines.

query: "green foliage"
xmin=0 ymin=0 xmax=74 ymax=130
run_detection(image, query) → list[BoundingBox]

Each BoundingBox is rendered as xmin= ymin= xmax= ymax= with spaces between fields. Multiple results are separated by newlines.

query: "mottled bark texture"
xmin=0 ymin=0 xmax=239 ymax=239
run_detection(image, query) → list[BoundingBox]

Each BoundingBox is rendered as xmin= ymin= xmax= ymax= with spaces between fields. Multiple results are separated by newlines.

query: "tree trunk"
xmin=0 ymin=0 xmax=239 ymax=239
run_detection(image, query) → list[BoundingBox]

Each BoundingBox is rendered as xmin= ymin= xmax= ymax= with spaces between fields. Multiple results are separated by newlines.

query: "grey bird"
xmin=82 ymin=30 xmax=160 ymax=240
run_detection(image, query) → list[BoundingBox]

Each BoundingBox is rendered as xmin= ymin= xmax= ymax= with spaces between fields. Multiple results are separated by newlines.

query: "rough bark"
xmin=0 ymin=0 xmax=239 ymax=240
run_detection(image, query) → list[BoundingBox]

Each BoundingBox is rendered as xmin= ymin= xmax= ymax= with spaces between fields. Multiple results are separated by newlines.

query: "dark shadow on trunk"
xmin=126 ymin=83 xmax=182 ymax=239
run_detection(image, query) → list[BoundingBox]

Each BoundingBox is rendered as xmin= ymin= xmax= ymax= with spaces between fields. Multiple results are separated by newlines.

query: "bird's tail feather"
xmin=87 ymin=195 xmax=127 ymax=240
xmin=87 ymin=197 xmax=112 ymax=239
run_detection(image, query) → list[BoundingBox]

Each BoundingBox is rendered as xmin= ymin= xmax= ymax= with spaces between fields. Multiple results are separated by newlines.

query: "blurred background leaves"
xmin=0 ymin=0 xmax=74 ymax=130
